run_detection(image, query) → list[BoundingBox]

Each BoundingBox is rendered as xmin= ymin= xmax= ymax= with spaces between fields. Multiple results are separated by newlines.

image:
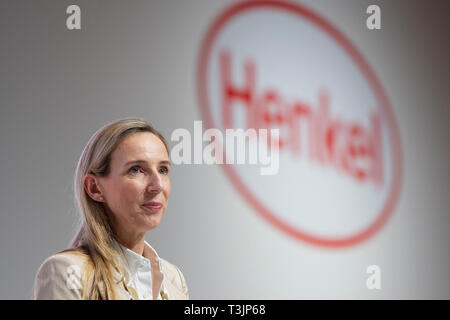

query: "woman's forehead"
xmin=112 ymin=132 xmax=169 ymax=164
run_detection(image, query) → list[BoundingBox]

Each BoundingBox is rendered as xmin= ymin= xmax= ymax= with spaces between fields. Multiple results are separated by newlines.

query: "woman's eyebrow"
xmin=124 ymin=160 xmax=147 ymax=167
xmin=160 ymin=160 xmax=171 ymax=166
xmin=124 ymin=159 xmax=171 ymax=167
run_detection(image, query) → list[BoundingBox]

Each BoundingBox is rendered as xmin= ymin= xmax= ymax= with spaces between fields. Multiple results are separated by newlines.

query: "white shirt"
xmin=114 ymin=240 xmax=164 ymax=300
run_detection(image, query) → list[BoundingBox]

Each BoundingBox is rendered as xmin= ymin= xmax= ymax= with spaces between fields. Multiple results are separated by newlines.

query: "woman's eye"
xmin=159 ymin=166 xmax=169 ymax=175
xmin=129 ymin=166 xmax=142 ymax=174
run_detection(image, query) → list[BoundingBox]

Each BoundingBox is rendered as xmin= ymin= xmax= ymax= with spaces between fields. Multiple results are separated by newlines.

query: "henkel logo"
xmin=197 ymin=1 xmax=402 ymax=247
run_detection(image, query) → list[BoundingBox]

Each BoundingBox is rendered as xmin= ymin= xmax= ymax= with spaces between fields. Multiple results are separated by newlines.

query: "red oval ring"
xmin=197 ymin=0 xmax=403 ymax=248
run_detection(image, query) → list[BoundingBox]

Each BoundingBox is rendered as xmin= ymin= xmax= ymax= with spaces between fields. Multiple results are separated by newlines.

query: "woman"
xmin=33 ymin=117 xmax=189 ymax=300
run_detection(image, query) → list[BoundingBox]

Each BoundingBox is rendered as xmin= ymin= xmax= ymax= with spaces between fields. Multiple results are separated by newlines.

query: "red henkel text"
xmin=220 ymin=50 xmax=383 ymax=186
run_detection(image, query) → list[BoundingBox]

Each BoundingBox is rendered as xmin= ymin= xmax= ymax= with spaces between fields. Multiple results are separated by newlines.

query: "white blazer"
xmin=33 ymin=243 xmax=189 ymax=300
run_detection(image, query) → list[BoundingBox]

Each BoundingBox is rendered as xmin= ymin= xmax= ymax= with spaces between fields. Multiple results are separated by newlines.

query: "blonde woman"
xmin=33 ymin=117 xmax=189 ymax=300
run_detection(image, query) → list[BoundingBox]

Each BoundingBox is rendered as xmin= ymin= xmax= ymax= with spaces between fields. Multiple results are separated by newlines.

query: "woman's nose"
xmin=146 ymin=171 xmax=163 ymax=193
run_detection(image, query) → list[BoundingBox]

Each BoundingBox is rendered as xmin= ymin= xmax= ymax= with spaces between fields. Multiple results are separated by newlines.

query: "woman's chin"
xmin=140 ymin=211 xmax=164 ymax=229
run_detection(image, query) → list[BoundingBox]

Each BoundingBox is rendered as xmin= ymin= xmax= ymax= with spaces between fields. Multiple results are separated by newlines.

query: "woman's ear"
xmin=83 ymin=173 xmax=105 ymax=202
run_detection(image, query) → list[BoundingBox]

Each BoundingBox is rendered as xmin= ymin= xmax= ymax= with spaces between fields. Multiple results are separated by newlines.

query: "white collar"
xmin=113 ymin=239 xmax=162 ymax=274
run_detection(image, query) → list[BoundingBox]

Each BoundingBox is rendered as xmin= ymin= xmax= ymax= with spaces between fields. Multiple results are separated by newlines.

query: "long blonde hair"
xmin=69 ymin=117 xmax=168 ymax=299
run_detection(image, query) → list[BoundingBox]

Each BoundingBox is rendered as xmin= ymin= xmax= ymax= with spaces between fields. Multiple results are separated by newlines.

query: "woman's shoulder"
xmin=38 ymin=248 xmax=91 ymax=270
xmin=33 ymin=248 xmax=91 ymax=299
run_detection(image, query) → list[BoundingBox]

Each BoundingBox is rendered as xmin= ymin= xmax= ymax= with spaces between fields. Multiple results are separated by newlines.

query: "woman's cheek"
xmin=165 ymin=180 xmax=171 ymax=198
xmin=114 ymin=181 xmax=133 ymax=206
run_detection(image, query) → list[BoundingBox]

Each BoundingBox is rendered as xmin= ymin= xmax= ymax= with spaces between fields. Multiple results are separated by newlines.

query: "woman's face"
xmin=98 ymin=132 xmax=171 ymax=234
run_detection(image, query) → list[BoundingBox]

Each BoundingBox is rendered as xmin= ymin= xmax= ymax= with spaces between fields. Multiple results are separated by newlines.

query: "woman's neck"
xmin=114 ymin=230 xmax=147 ymax=256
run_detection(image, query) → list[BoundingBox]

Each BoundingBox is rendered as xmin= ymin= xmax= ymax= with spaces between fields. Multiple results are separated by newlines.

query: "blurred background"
xmin=0 ymin=0 xmax=449 ymax=299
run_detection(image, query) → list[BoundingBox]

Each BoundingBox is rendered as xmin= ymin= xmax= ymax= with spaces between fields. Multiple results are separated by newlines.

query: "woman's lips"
xmin=142 ymin=202 xmax=163 ymax=212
